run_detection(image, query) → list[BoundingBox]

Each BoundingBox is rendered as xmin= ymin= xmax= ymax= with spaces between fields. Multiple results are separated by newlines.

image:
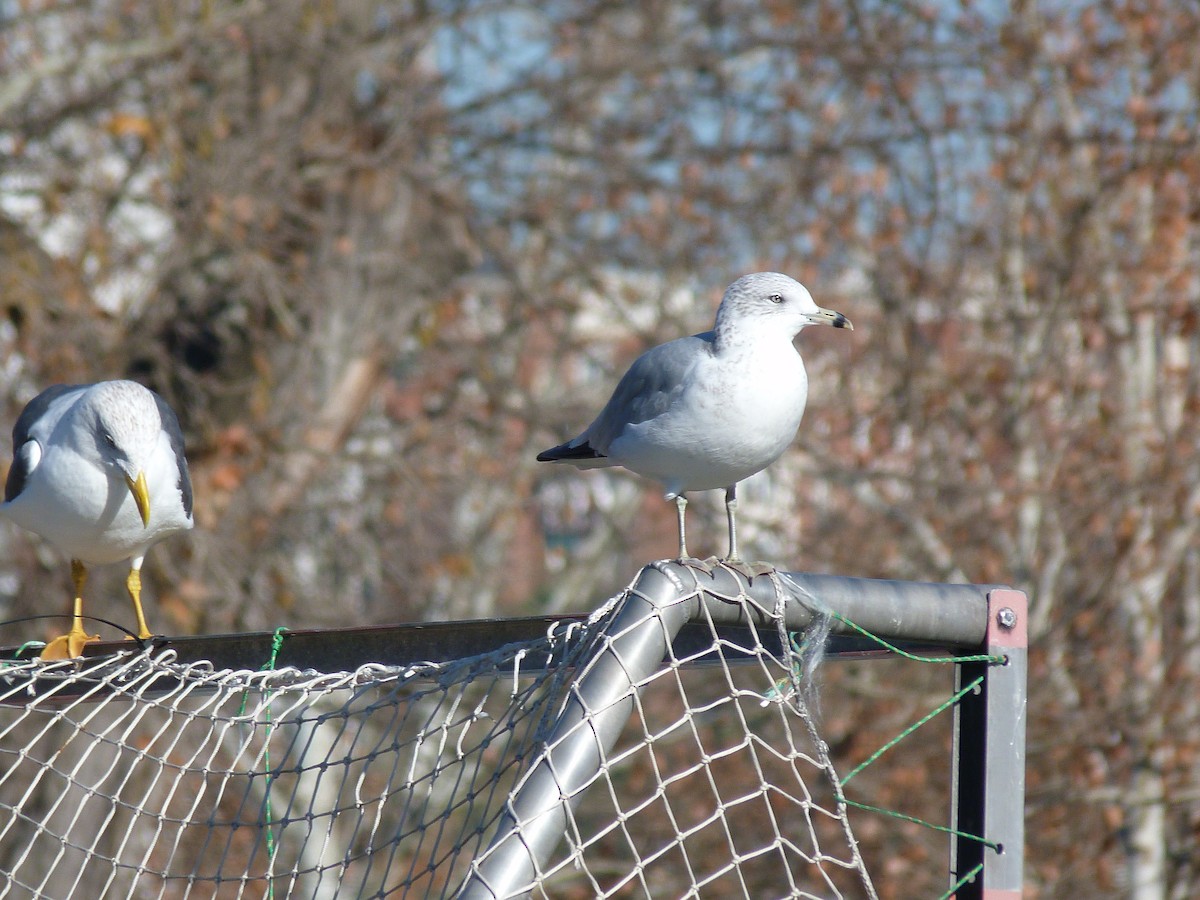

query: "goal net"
xmin=0 ymin=561 xmax=1005 ymax=899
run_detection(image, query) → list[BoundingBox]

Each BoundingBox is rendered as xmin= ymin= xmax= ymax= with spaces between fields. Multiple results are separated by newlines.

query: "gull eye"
xmin=102 ymin=432 xmax=117 ymax=449
xmin=768 ymin=293 xmax=784 ymax=304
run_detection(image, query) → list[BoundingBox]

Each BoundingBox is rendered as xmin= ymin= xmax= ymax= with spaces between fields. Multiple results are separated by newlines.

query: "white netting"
xmin=0 ymin=573 xmax=875 ymax=899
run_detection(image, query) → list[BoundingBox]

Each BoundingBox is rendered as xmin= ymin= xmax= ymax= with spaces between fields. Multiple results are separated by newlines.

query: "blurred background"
xmin=0 ymin=1 xmax=1196 ymax=896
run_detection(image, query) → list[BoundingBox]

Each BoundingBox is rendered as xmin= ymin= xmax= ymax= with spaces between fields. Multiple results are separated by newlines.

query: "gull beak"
xmin=806 ymin=306 xmax=853 ymax=330
xmin=125 ymin=471 xmax=151 ymax=526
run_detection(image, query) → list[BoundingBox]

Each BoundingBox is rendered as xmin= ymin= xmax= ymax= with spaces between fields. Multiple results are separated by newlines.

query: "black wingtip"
xmin=537 ymin=441 xmax=605 ymax=463
xmin=3 ymin=453 xmax=27 ymax=502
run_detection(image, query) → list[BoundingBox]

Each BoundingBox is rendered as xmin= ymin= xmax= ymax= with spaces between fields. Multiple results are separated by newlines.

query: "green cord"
xmin=825 ymin=610 xmax=1006 ymax=665
xmin=841 ymin=675 xmax=985 ymax=784
xmin=774 ymin=608 xmax=1010 ymax=883
xmin=0 ymin=642 xmax=45 ymax=666
xmin=837 ymin=673 xmax=1001 ymax=869
xmin=263 ymin=626 xmax=286 ymax=670
xmin=841 ymin=799 xmax=1001 ymax=851
xmin=238 ymin=627 xmax=288 ymax=899
xmin=940 ymin=862 xmax=985 ymax=899
xmin=766 ymin=611 xmax=1006 ymax=702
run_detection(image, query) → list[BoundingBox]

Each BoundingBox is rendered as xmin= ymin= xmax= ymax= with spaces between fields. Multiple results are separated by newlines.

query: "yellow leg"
xmin=126 ymin=565 xmax=154 ymax=641
xmin=39 ymin=560 xmax=100 ymax=660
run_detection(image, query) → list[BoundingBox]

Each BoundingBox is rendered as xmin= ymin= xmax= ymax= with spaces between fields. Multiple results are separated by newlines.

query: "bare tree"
xmin=1 ymin=0 xmax=1198 ymax=896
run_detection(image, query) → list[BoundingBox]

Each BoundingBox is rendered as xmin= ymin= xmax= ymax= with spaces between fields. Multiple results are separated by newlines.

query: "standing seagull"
xmin=0 ymin=380 xmax=194 ymax=659
xmin=537 ymin=272 xmax=851 ymax=565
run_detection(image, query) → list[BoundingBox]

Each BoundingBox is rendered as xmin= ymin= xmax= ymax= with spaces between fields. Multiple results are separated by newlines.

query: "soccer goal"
xmin=0 ymin=562 xmax=1026 ymax=899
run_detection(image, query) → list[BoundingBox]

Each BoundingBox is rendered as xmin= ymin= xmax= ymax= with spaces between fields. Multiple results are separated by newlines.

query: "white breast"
xmin=608 ymin=336 xmax=808 ymax=493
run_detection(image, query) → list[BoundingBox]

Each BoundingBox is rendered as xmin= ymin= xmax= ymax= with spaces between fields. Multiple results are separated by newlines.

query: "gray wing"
xmin=4 ymin=384 xmax=86 ymax=501
xmin=152 ymin=390 xmax=194 ymax=519
xmin=539 ymin=331 xmax=714 ymax=461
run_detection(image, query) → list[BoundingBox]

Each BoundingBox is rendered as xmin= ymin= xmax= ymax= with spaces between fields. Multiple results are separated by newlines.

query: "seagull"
xmin=0 ymin=380 xmax=194 ymax=659
xmin=537 ymin=272 xmax=852 ymax=566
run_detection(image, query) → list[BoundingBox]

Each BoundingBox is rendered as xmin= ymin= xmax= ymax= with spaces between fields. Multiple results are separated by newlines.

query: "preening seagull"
xmin=537 ymin=272 xmax=852 ymax=565
xmin=0 ymin=380 xmax=194 ymax=659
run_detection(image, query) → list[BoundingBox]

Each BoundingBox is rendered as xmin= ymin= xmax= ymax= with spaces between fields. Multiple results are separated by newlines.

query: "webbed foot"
xmin=39 ymin=624 xmax=100 ymax=660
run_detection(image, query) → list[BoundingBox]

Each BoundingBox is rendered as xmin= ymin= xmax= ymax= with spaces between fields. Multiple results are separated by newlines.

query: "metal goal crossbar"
xmin=0 ymin=562 xmax=1026 ymax=899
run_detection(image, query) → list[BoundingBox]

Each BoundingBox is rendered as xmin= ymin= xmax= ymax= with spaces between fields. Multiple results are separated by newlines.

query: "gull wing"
xmin=538 ymin=331 xmax=714 ymax=461
xmin=4 ymin=384 xmax=86 ymax=502
xmin=152 ymin=391 xmax=194 ymax=519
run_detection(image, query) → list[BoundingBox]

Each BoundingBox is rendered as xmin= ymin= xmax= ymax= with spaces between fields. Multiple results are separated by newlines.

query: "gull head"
xmin=715 ymin=272 xmax=853 ymax=339
xmin=81 ymin=381 xmax=161 ymax=526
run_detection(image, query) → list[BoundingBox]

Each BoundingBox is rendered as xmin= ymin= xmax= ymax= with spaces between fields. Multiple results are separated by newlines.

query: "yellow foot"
xmin=123 ymin=632 xmax=156 ymax=643
xmin=39 ymin=628 xmax=101 ymax=660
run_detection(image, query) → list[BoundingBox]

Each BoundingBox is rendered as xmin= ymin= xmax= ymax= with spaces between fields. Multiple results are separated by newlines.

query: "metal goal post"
xmin=0 ymin=562 xmax=1026 ymax=899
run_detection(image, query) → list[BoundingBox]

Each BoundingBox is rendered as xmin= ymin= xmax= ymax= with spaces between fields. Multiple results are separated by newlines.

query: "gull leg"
xmin=717 ymin=485 xmax=777 ymax=578
xmin=125 ymin=556 xmax=153 ymax=641
xmin=674 ymin=494 xmax=689 ymax=559
xmin=725 ymin=484 xmax=739 ymax=561
xmin=701 ymin=484 xmax=742 ymax=570
xmin=672 ymin=494 xmax=715 ymax=573
xmin=40 ymin=560 xmax=100 ymax=660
